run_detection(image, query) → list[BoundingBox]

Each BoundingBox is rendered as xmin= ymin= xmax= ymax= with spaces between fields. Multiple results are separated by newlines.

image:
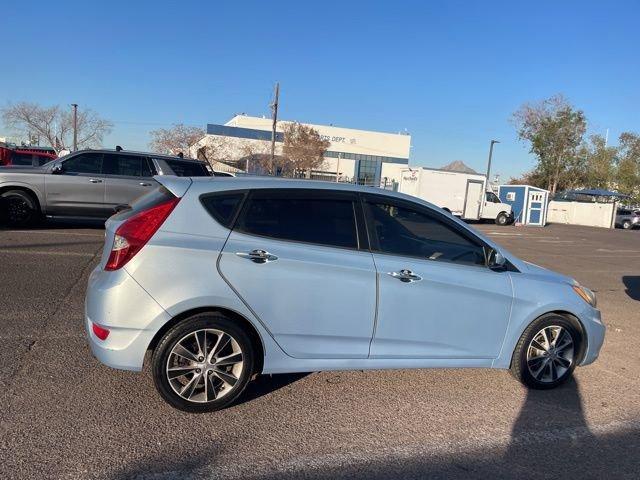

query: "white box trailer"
xmin=399 ymin=167 xmax=513 ymax=225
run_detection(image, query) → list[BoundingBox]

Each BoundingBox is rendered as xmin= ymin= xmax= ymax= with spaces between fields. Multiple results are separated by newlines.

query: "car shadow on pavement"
xmin=233 ymin=372 xmax=311 ymax=407
xmin=622 ymin=276 xmax=640 ymax=301
xmin=109 ymin=375 xmax=640 ymax=479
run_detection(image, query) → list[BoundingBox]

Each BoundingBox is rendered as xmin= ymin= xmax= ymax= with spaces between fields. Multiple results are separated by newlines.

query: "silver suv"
xmin=0 ymin=148 xmax=211 ymax=225
xmin=615 ymin=207 xmax=640 ymax=229
xmin=85 ymin=176 xmax=604 ymax=412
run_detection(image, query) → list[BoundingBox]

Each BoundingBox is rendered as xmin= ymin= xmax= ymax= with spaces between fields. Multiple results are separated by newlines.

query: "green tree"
xmin=580 ymin=134 xmax=616 ymax=189
xmin=615 ymin=132 xmax=640 ymax=201
xmin=512 ymin=95 xmax=587 ymax=194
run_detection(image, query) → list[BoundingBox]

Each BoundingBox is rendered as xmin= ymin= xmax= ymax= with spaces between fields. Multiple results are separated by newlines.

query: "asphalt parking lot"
xmin=0 ymin=222 xmax=639 ymax=479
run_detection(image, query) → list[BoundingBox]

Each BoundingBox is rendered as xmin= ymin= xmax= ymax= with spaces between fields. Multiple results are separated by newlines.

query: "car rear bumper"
xmin=85 ymin=266 xmax=171 ymax=371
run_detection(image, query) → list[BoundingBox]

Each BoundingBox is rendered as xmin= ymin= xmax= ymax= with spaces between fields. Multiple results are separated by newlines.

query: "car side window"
xmin=200 ymin=192 xmax=245 ymax=228
xmin=236 ymin=190 xmax=359 ymax=249
xmin=62 ymin=153 xmax=103 ymax=174
xmin=364 ymin=199 xmax=486 ymax=266
xmin=103 ymin=154 xmax=152 ymax=177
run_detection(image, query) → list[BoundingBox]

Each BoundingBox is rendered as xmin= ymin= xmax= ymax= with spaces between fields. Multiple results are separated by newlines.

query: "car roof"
xmin=182 ymin=175 xmax=440 ymax=205
xmin=73 ymin=149 xmax=206 ymax=163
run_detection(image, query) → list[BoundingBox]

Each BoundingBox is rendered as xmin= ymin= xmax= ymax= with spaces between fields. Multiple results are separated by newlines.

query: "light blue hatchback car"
xmin=85 ymin=176 xmax=605 ymax=412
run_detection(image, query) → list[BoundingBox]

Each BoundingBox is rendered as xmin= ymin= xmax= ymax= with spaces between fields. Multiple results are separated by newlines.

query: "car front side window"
xmin=62 ymin=153 xmax=103 ymax=174
xmin=364 ymin=197 xmax=486 ymax=266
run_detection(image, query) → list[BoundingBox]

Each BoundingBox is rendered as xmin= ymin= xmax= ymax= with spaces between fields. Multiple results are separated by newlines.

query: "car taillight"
xmin=92 ymin=322 xmax=110 ymax=341
xmin=105 ymin=197 xmax=180 ymax=271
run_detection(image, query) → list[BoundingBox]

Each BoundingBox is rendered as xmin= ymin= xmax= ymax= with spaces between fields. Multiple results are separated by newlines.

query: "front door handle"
xmin=139 ymin=182 xmax=152 ymax=186
xmin=388 ymin=269 xmax=422 ymax=283
xmin=236 ymin=249 xmax=278 ymax=264
xmin=89 ymin=178 xmax=103 ymax=183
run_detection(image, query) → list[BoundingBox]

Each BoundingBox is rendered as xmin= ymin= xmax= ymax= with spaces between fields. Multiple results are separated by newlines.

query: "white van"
xmin=399 ymin=168 xmax=513 ymax=225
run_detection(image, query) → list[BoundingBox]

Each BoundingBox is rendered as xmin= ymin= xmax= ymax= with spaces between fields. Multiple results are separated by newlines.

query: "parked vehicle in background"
xmin=399 ymin=167 xmax=513 ymax=225
xmin=0 ymin=148 xmax=211 ymax=226
xmin=615 ymin=207 xmax=640 ymax=229
xmin=85 ymin=176 xmax=605 ymax=412
xmin=0 ymin=143 xmax=57 ymax=167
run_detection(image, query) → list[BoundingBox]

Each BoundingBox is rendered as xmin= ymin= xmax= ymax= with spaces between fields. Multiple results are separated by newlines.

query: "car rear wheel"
xmin=496 ymin=212 xmax=510 ymax=226
xmin=0 ymin=189 xmax=40 ymax=226
xmin=510 ymin=314 xmax=580 ymax=389
xmin=152 ymin=313 xmax=255 ymax=412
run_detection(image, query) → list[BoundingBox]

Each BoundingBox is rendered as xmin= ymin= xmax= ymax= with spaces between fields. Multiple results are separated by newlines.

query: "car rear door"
xmin=218 ymin=188 xmax=377 ymax=359
xmin=44 ymin=152 xmax=108 ymax=217
xmin=363 ymin=194 xmax=513 ymax=360
xmin=103 ymin=153 xmax=158 ymax=210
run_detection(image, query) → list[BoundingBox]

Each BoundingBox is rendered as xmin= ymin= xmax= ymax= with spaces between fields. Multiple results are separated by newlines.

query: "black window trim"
xmin=232 ymin=188 xmax=366 ymax=252
xmin=361 ymin=192 xmax=500 ymax=270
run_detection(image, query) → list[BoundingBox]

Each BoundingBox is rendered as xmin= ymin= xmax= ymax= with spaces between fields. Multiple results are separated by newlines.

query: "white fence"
xmin=547 ymin=201 xmax=616 ymax=229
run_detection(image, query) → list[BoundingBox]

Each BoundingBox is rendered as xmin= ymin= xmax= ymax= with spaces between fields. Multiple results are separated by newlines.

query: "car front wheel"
xmin=152 ymin=313 xmax=255 ymax=412
xmin=1 ymin=189 xmax=40 ymax=226
xmin=510 ymin=314 xmax=580 ymax=389
xmin=496 ymin=212 xmax=510 ymax=226
xmin=622 ymin=220 xmax=632 ymax=229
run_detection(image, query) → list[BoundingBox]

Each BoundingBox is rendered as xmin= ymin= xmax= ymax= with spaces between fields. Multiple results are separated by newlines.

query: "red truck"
xmin=0 ymin=143 xmax=57 ymax=167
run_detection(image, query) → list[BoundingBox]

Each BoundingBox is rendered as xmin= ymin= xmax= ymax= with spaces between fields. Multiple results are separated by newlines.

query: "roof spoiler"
xmin=153 ymin=175 xmax=193 ymax=197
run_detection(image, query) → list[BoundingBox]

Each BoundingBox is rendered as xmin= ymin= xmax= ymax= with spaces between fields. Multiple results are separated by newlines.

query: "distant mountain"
xmin=440 ymin=161 xmax=478 ymax=174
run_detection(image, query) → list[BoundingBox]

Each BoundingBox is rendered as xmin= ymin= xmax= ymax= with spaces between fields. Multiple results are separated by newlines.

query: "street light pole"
xmin=485 ymin=139 xmax=499 ymax=191
xmin=71 ymin=104 xmax=78 ymax=152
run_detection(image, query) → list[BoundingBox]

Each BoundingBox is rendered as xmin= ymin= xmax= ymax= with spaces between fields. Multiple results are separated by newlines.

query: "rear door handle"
xmin=89 ymin=178 xmax=103 ymax=183
xmin=236 ymin=249 xmax=278 ymax=263
xmin=388 ymin=269 xmax=422 ymax=283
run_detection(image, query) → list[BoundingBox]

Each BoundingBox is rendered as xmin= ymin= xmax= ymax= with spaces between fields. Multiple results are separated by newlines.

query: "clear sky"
xmin=2 ymin=0 xmax=639 ymax=179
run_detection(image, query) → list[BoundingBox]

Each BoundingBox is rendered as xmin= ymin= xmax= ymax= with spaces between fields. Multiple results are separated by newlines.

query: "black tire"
xmin=152 ymin=312 xmax=255 ymax=413
xmin=496 ymin=212 xmax=509 ymax=226
xmin=510 ymin=313 xmax=581 ymax=390
xmin=0 ymin=189 xmax=40 ymax=226
xmin=622 ymin=220 xmax=632 ymax=230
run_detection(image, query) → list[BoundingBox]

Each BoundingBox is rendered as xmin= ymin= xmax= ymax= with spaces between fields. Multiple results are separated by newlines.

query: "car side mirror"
xmin=488 ymin=249 xmax=506 ymax=269
xmin=51 ymin=162 xmax=63 ymax=174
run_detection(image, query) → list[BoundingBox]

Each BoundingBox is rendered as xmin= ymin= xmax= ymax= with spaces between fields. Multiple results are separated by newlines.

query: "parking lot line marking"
xmin=597 ymin=248 xmax=640 ymax=253
xmin=0 ymin=248 xmax=97 ymax=257
xmin=2 ymin=230 xmax=104 ymax=237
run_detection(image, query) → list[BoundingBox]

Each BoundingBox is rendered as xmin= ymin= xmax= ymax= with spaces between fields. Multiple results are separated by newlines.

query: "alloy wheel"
xmin=526 ymin=325 xmax=574 ymax=383
xmin=6 ymin=197 xmax=32 ymax=223
xmin=166 ymin=328 xmax=244 ymax=403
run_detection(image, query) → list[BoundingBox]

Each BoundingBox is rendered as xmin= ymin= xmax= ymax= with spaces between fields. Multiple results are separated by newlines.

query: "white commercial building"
xmin=190 ymin=115 xmax=411 ymax=186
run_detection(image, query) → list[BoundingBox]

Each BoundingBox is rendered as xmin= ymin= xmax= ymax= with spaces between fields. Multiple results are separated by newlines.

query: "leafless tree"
xmin=1 ymin=102 xmax=113 ymax=154
xmin=149 ymin=124 xmax=205 ymax=156
xmin=281 ymin=122 xmax=330 ymax=178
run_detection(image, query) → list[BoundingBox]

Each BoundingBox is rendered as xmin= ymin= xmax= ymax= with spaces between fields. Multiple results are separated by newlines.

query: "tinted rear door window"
xmin=236 ymin=190 xmax=358 ymax=249
xmin=103 ymin=154 xmax=152 ymax=177
xmin=164 ymin=160 xmax=210 ymax=177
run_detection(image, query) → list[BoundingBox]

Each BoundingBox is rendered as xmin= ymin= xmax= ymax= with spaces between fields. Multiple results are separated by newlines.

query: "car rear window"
xmin=200 ymin=192 xmax=245 ymax=228
xmin=164 ymin=159 xmax=211 ymax=177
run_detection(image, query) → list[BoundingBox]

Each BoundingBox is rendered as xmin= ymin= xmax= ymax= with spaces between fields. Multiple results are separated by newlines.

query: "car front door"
xmin=364 ymin=194 xmax=513 ymax=360
xmin=218 ymin=188 xmax=377 ymax=359
xmin=103 ymin=153 xmax=158 ymax=211
xmin=44 ymin=152 xmax=108 ymax=217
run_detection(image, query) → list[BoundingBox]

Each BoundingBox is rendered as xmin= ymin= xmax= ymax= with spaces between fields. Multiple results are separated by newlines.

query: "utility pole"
xmin=269 ymin=83 xmax=279 ymax=175
xmin=71 ymin=103 xmax=78 ymax=151
xmin=485 ymin=140 xmax=499 ymax=191
xmin=335 ymin=152 xmax=341 ymax=182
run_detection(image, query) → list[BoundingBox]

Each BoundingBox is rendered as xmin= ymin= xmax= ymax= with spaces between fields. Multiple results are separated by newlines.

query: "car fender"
xmin=0 ymin=180 xmax=45 ymax=208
